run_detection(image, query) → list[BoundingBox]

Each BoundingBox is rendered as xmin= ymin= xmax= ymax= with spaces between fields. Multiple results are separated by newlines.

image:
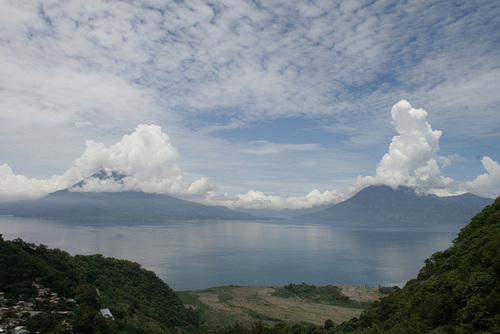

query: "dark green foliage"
xmin=337 ymin=196 xmax=500 ymax=333
xmin=272 ymin=283 xmax=371 ymax=309
xmin=177 ymin=291 xmax=208 ymax=326
xmin=207 ymin=320 xmax=327 ymax=334
xmin=377 ymin=286 xmax=400 ymax=295
xmin=0 ymin=236 xmax=197 ymax=333
xmin=324 ymin=319 xmax=335 ymax=330
xmin=273 ymin=283 xmax=346 ymax=301
xmin=24 ymin=312 xmax=72 ymax=334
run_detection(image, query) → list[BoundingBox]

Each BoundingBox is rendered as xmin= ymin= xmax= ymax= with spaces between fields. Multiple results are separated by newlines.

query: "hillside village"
xmin=1 ymin=282 xmax=72 ymax=333
xmin=0 ymin=281 xmax=114 ymax=334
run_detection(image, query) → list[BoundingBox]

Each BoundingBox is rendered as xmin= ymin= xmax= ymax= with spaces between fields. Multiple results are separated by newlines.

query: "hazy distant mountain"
xmin=301 ymin=185 xmax=494 ymax=224
xmin=239 ymin=205 xmax=330 ymax=218
xmin=0 ymin=190 xmax=256 ymax=221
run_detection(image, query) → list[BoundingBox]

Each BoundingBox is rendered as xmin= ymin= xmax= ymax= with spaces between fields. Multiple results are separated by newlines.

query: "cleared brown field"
xmin=180 ymin=285 xmax=384 ymax=328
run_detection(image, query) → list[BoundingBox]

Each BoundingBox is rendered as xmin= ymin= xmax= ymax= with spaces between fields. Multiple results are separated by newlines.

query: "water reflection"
xmin=0 ymin=217 xmax=462 ymax=290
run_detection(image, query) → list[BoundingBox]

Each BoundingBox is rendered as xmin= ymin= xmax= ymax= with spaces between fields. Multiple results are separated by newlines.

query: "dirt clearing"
xmin=180 ymin=285 xmax=385 ymax=328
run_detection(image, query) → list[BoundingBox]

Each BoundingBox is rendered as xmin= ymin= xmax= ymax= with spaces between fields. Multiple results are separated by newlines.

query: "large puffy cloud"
xmin=72 ymin=124 xmax=179 ymax=179
xmin=0 ymin=125 xmax=214 ymax=202
xmin=0 ymin=164 xmax=67 ymax=202
xmin=462 ymin=157 xmax=500 ymax=195
xmin=356 ymin=100 xmax=454 ymax=194
xmin=66 ymin=124 xmax=214 ymax=197
xmin=354 ymin=100 xmax=500 ymax=198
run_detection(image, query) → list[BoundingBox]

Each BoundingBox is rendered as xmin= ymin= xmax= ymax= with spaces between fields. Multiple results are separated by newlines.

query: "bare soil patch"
xmin=333 ymin=284 xmax=383 ymax=303
xmin=181 ymin=285 xmax=384 ymax=328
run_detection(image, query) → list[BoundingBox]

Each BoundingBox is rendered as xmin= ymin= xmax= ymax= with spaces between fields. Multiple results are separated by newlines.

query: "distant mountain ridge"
xmin=0 ymin=190 xmax=256 ymax=220
xmin=301 ymin=185 xmax=494 ymax=225
xmin=0 ymin=184 xmax=494 ymax=224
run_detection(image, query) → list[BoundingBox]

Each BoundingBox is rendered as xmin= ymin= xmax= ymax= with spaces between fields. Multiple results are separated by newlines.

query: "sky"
xmin=1 ymin=0 xmax=499 ymax=209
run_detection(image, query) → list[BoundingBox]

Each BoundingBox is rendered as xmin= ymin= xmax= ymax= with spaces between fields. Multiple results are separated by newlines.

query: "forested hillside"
xmin=337 ymin=195 xmax=500 ymax=333
xmin=0 ymin=237 xmax=197 ymax=333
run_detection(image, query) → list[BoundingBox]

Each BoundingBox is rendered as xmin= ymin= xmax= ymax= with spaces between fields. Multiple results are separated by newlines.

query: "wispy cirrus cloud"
xmin=238 ymin=141 xmax=322 ymax=155
xmin=5 ymin=0 xmax=499 ymax=132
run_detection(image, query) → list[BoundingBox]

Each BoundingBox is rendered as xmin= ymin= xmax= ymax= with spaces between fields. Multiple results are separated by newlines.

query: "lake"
xmin=0 ymin=216 xmax=463 ymax=291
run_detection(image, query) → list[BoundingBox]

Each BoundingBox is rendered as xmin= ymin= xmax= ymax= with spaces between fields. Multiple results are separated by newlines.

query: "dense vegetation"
xmin=272 ymin=283 xmax=371 ymax=309
xmin=0 ymin=237 xmax=197 ymax=333
xmin=337 ymin=195 xmax=500 ymax=333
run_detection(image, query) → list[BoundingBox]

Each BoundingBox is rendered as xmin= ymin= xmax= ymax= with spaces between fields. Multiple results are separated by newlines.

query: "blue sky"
xmin=0 ymin=0 xmax=499 ymax=208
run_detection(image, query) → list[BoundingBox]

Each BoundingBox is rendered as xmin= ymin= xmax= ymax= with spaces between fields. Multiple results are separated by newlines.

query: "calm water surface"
xmin=0 ymin=217 xmax=462 ymax=290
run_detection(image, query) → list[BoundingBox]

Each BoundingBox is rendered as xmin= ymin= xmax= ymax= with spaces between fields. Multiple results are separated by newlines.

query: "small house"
xmin=14 ymin=326 xmax=29 ymax=334
xmin=100 ymin=308 xmax=114 ymax=320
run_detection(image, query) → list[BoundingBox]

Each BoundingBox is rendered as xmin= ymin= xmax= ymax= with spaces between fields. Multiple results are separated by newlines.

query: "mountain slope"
xmin=0 ymin=190 xmax=256 ymax=220
xmin=0 ymin=237 xmax=198 ymax=332
xmin=338 ymin=196 xmax=500 ymax=333
xmin=302 ymin=185 xmax=493 ymax=224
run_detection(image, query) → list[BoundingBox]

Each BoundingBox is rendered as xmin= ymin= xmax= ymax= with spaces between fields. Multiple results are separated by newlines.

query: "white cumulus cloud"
xmin=206 ymin=189 xmax=343 ymax=210
xmin=0 ymin=103 xmax=498 ymax=207
xmin=351 ymin=100 xmax=500 ymax=199
xmin=356 ymin=100 xmax=455 ymax=194
xmin=72 ymin=124 xmax=179 ymax=178
xmin=0 ymin=164 xmax=66 ymax=202
xmin=462 ymin=157 xmax=500 ymax=196
xmin=0 ymin=124 xmax=214 ymax=202
xmin=66 ymin=124 xmax=214 ymax=197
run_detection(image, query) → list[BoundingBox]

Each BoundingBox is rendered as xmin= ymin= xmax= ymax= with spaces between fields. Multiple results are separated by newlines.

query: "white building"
xmin=100 ymin=308 xmax=114 ymax=320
